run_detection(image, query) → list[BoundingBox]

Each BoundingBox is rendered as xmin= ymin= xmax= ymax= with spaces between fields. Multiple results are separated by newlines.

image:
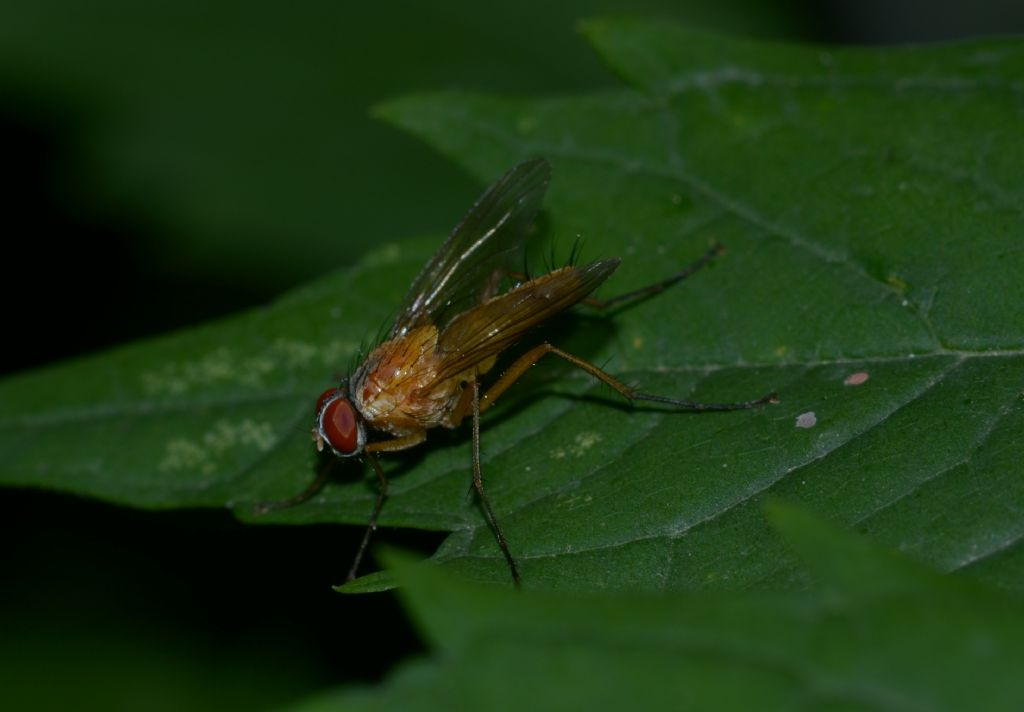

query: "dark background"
xmin=3 ymin=1 xmax=1022 ymax=709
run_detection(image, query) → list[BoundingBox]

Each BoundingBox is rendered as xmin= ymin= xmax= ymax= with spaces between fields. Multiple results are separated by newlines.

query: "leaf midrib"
xmin=5 ymin=350 xmax=1021 ymax=433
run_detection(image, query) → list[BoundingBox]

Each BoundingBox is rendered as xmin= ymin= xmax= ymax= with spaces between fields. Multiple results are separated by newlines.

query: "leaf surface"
xmin=291 ymin=506 xmax=1024 ymax=711
xmin=2 ymin=20 xmax=1022 ymax=593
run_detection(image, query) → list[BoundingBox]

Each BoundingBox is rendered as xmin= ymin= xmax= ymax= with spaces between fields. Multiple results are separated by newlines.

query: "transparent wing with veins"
xmin=389 ymin=158 xmax=551 ymax=339
xmin=429 ymin=259 xmax=620 ymax=387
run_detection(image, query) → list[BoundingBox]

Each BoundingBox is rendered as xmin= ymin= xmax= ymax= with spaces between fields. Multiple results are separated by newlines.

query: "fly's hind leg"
xmin=464 ymin=340 xmax=773 ymax=589
xmin=480 ymin=342 xmax=777 ymax=415
xmin=583 ymin=243 xmax=724 ymax=310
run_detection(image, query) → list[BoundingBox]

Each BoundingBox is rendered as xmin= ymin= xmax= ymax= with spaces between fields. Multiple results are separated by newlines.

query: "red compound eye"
xmin=320 ymin=396 xmax=361 ymax=454
xmin=315 ymin=388 xmax=340 ymax=416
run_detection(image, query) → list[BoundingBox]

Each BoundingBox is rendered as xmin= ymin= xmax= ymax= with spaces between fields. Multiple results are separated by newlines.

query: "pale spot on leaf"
xmin=550 ymin=431 xmax=604 ymax=460
xmin=158 ymin=419 xmax=276 ymax=475
xmin=795 ymin=411 xmax=817 ymax=429
xmin=844 ymin=371 xmax=870 ymax=386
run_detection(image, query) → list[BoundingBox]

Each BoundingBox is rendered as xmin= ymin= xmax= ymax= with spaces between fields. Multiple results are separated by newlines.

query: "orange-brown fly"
xmin=261 ymin=159 xmax=776 ymax=587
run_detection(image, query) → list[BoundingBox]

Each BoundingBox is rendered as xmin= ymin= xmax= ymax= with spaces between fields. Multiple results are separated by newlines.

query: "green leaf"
xmin=3 ymin=20 xmax=1023 ymax=594
xmin=290 ymin=506 xmax=1024 ymax=710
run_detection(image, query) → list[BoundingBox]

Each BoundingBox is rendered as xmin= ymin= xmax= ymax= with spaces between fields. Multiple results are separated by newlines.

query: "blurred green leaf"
xmin=290 ymin=504 xmax=1024 ymax=711
xmin=2 ymin=20 xmax=1022 ymax=595
xmin=0 ymin=0 xmax=808 ymax=291
xmin=0 ymin=620 xmax=321 ymax=712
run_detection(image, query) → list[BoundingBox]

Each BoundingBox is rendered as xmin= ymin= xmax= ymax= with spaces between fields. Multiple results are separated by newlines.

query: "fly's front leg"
xmin=253 ymin=431 xmax=426 ymax=518
xmin=253 ymin=466 xmax=331 ymax=515
xmin=346 ymin=451 xmax=389 ymax=582
xmin=364 ymin=431 xmax=427 ymax=454
xmin=480 ymin=342 xmax=777 ymax=414
xmin=344 ymin=431 xmax=429 ymax=582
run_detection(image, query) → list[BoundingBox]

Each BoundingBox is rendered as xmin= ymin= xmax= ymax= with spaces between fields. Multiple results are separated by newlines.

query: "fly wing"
xmin=428 ymin=259 xmax=620 ymax=386
xmin=389 ymin=158 xmax=552 ymax=339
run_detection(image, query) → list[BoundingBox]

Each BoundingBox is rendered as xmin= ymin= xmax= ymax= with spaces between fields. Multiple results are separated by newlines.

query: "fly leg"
xmin=255 ymin=430 xmax=426 ymax=584
xmin=480 ymin=342 xmax=777 ymax=415
xmin=583 ymin=243 xmax=724 ymax=310
xmin=338 ymin=431 xmax=428 ymax=582
xmin=345 ymin=452 xmax=388 ymax=582
xmin=470 ymin=344 xmax=773 ymax=586
xmin=253 ymin=466 xmax=331 ymax=515
xmin=469 ymin=377 xmax=522 ymax=588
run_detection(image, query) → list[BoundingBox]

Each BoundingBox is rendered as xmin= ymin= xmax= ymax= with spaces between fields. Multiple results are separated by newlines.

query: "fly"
xmin=260 ymin=158 xmax=777 ymax=587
